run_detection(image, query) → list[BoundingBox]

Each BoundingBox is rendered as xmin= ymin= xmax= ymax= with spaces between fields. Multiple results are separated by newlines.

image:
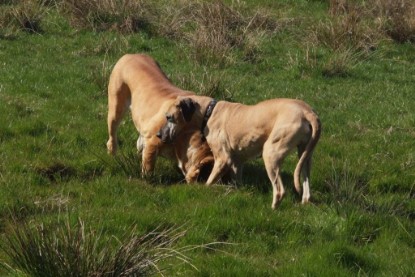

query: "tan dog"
xmin=106 ymin=54 xmax=213 ymax=182
xmin=159 ymin=95 xmax=321 ymax=209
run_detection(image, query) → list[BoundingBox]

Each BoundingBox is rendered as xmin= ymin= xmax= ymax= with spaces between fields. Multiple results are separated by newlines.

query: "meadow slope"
xmin=0 ymin=0 xmax=414 ymax=276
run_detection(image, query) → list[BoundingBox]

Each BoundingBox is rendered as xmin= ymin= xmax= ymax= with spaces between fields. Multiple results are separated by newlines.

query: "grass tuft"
xmin=1 ymin=218 xmax=194 ymax=276
xmin=58 ymin=0 xmax=154 ymax=33
xmin=181 ymin=1 xmax=279 ymax=65
xmin=11 ymin=0 xmax=47 ymax=33
xmin=371 ymin=0 xmax=415 ymax=43
xmin=323 ymin=161 xmax=370 ymax=212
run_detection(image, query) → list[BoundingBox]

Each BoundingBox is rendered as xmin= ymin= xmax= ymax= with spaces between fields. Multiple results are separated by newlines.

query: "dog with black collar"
xmin=158 ymin=95 xmax=321 ymax=209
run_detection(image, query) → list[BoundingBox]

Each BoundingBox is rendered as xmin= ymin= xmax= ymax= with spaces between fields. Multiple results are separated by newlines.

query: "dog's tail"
xmin=293 ymin=109 xmax=321 ymax=194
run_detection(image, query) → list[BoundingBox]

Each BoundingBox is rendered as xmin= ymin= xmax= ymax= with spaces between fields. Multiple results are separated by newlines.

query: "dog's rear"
xmin=293 ymin=107 xmax=321 ymax=204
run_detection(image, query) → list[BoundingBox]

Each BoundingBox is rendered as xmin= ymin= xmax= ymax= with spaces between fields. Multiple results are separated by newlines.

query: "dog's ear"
xmin=179 ymin=98 xmax=196 ymax=122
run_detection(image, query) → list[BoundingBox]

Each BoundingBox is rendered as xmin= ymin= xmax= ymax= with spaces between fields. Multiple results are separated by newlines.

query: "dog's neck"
xmin=200 ymin=99 xmax=217 ymax=135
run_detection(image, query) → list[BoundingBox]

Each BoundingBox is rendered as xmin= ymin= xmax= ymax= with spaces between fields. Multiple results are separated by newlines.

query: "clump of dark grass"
xmin=1 ymin=218 xmax=195 ymax=276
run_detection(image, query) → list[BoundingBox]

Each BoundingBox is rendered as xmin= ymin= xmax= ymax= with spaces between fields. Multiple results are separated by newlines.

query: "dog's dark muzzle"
xmin=157 ymin=123 xmax=173 ymax=143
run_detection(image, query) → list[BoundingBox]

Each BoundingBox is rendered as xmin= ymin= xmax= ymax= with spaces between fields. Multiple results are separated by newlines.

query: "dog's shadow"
xmin=230 ymin=162 xmax=301 ymax=200
xmin=195 ymin=160 xmax=298 ymax=198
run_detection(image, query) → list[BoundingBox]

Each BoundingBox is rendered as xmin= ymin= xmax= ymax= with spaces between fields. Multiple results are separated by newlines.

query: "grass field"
xmin=0 ymin=0 xmax=414 ymax=276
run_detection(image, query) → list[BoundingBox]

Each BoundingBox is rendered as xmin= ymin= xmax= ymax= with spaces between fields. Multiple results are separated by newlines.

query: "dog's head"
xmin=157 ymin=98 xmax=196 ymax=143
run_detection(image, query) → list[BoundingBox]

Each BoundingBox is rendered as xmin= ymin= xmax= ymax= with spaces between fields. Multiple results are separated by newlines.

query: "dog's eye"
xmin=166 ymin=114 xmax=174 ymax=123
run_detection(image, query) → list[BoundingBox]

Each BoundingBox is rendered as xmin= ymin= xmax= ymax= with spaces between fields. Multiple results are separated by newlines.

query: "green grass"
xmin=1 ymin=0 xmax=414 ymax=276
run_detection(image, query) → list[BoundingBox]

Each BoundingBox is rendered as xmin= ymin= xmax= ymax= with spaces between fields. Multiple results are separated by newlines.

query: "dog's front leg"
xmin=136 ymin=135 xmax=145 ymax=154
xmin=141 ymin=136 xmax=161 ymax=175
xmin=230 ymin=162 xmax=243 ymax=184
xmin=206 ymin=157 xmax=229 ymax=185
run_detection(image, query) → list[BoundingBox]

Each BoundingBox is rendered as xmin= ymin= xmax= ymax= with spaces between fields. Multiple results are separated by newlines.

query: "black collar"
xmin=201 ymin=99 xmax=217 ymax=135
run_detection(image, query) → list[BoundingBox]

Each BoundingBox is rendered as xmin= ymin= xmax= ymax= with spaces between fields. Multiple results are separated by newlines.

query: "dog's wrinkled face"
xmin=157 ymin=98 xmax=195 ymax=143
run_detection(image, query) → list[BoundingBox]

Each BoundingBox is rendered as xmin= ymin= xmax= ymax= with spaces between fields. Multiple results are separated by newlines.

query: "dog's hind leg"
xmin=107 ymin=81 xmax=130 ymax=155
xmin=229 ymin=162 xmax=243 ymax=184
xmin=300 ymin=154 xmax=312 ymax=204
xmin=206 ymin=156 xmax=230 ymax=186
xmin=263 ymin=160 xmax=283 ymax=210
xmin=263 ymin=141 xmax=290 ymax=209
xmin=296 ymin=126 xmax=316 ymax=204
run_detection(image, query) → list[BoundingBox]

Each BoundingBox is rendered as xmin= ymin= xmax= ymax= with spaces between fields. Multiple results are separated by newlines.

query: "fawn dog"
xmin=158 ymin=95 xmax=321 ymax=208
xmin=106 ymin=54 xmax=213 ymax=182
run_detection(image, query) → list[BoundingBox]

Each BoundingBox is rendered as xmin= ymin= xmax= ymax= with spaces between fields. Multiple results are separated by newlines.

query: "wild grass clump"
xmin=323 ymin=161 xmax=370 ymax=213
xmin=305 ymin=1 xmax=383 ymax=77
xmin=312 ymin=14 xmax=379 ymax=55
xmin=371 ymin=0 xmax=415 ymax=43
xmin=328 ymin=0 xmax=415 ymax=44
xmin=57 ymin=0 xmax=281 ymax=65
xmin=0 ymin=0 xmax=47 ymax=36
xmin=59 ymin=0 xmax=154 ymax=33
xmin=180 ymin=1 xmax=279 ymax=65
xmin=321 ymin=48 xmax=364 ymax=77
xmin=302 ymin=0 xmax=415 ymax=77
xmin=98 ymin=148 xmax=142 ymax=179
xmin=1 ymin=218 xmax=193 ymax=276
xmin=97 ymin=147 xmax=182 ymax=184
